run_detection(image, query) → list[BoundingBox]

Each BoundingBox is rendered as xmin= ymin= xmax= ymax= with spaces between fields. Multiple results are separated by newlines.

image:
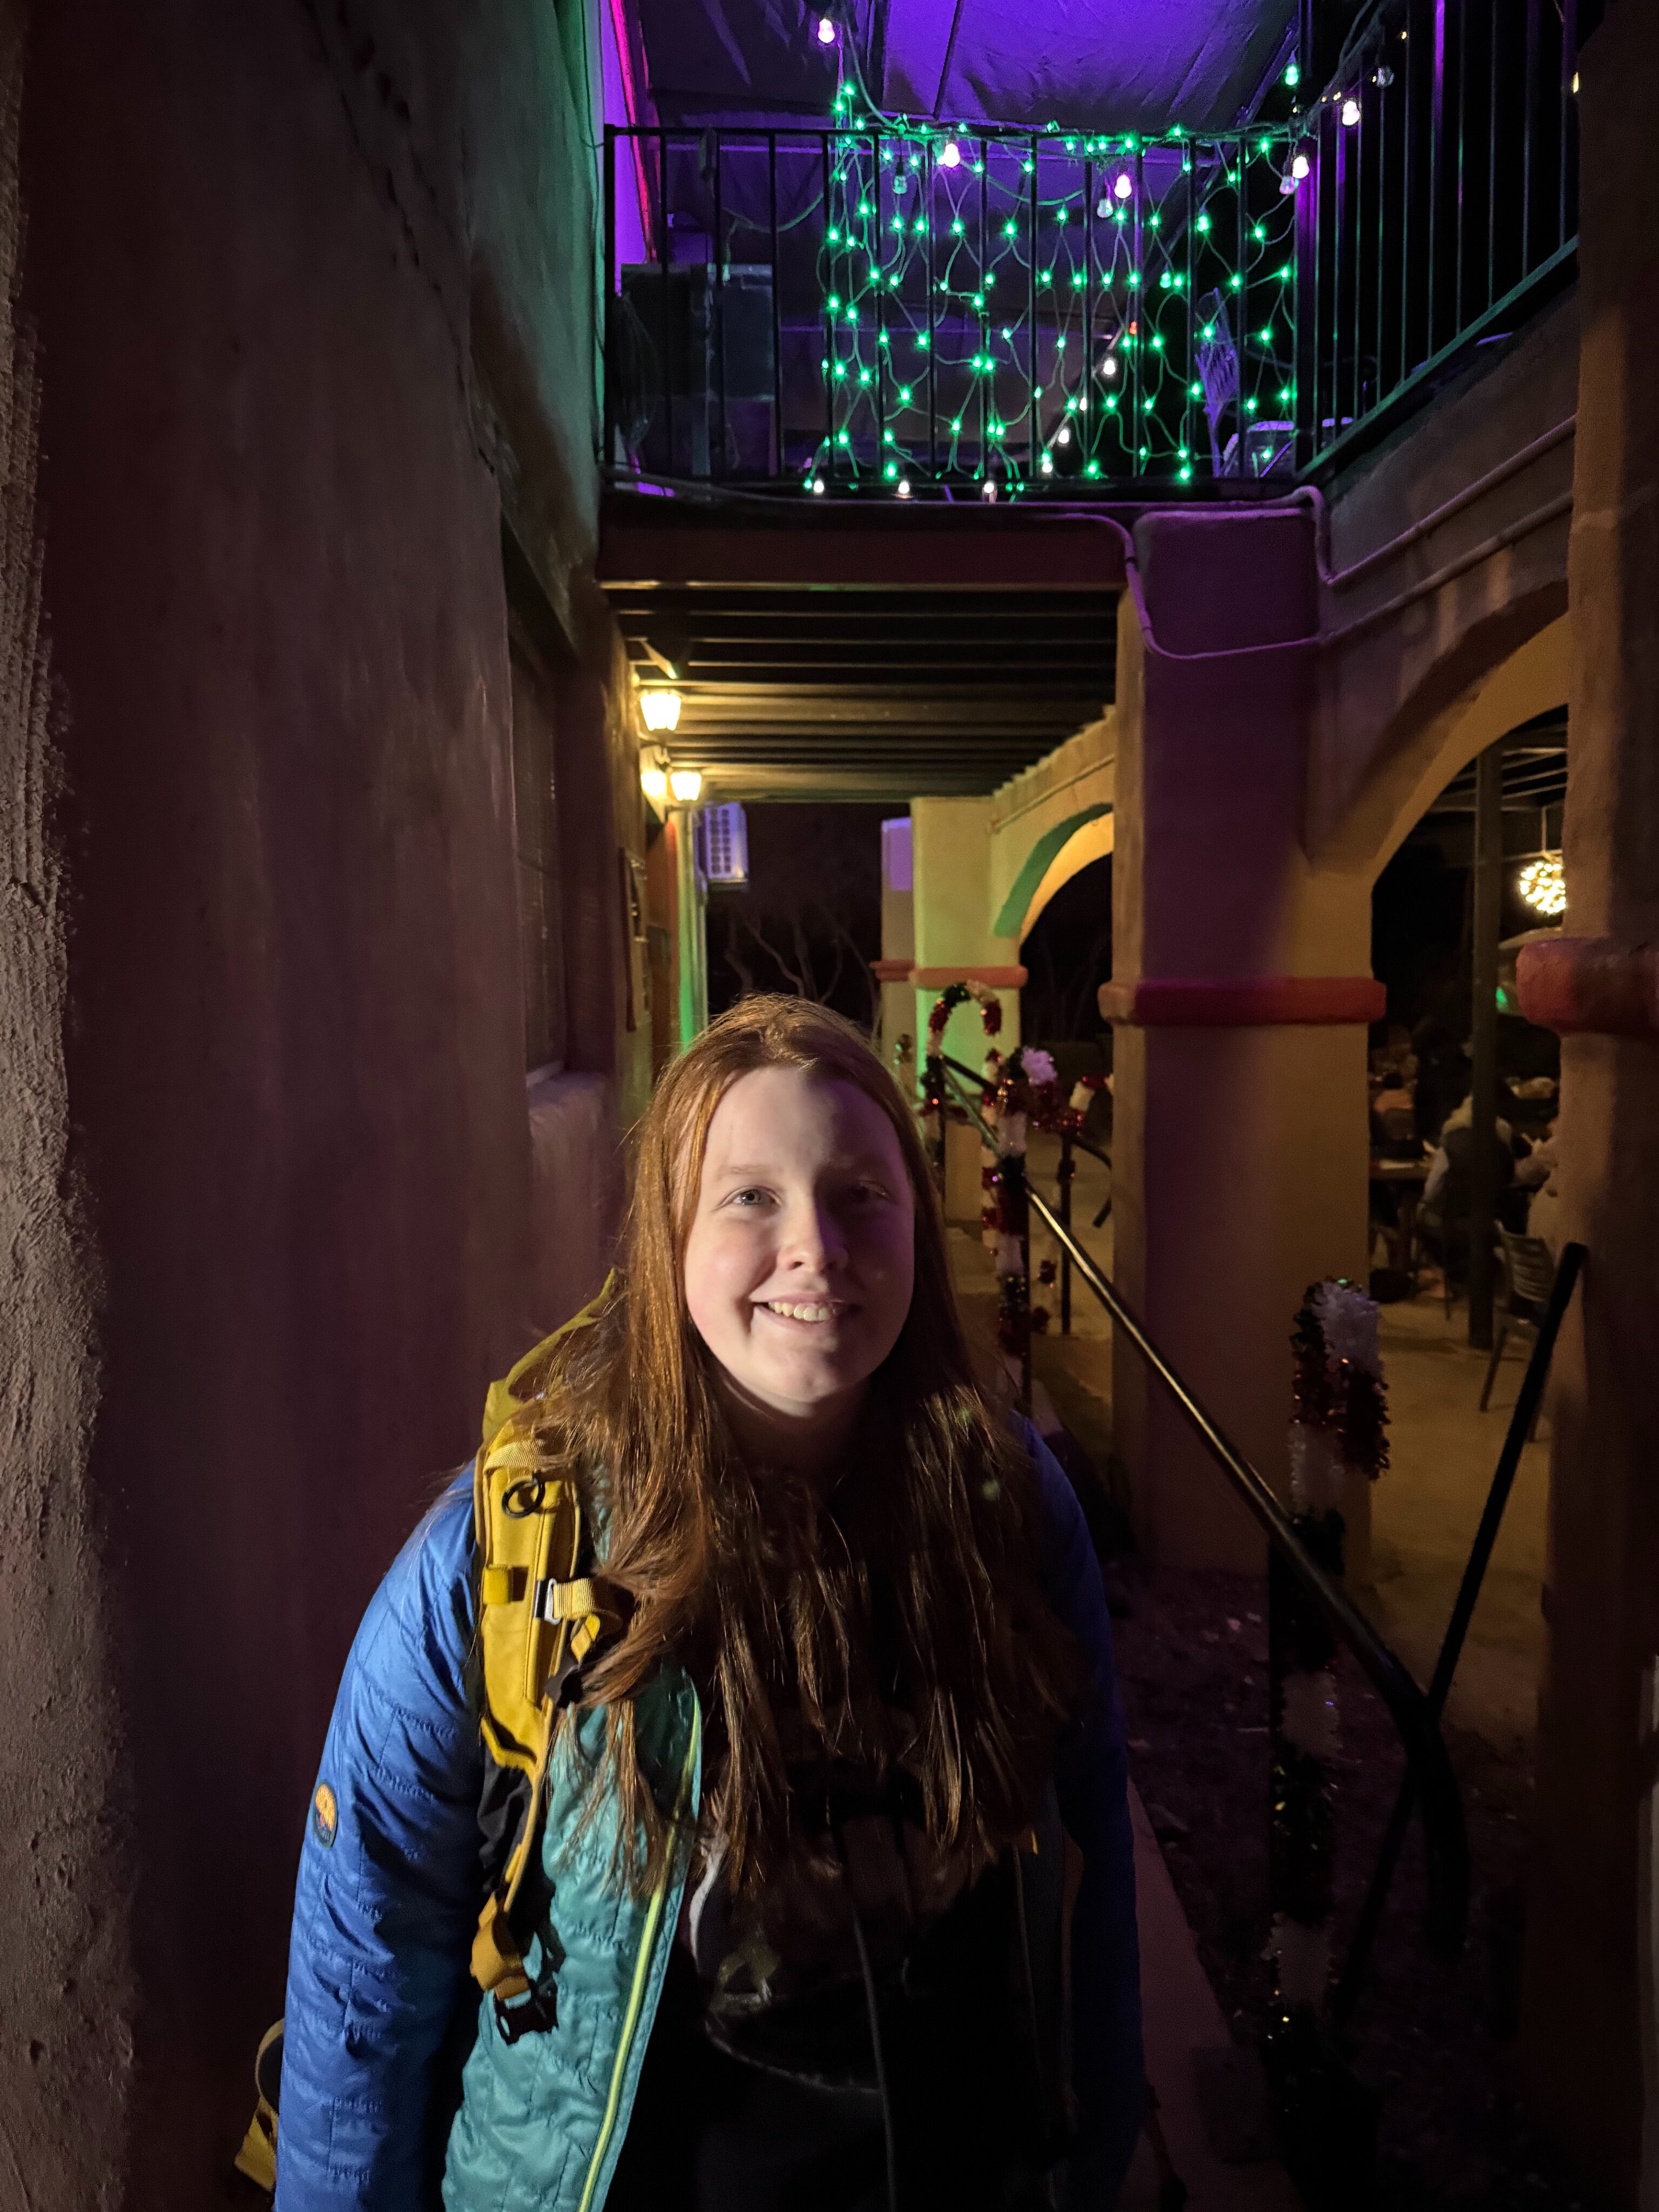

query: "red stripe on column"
xmin=1517 ymin=935 xmax=1659 ymax=1036
xmin=912 ymin=966 xmax=1029 ymax=989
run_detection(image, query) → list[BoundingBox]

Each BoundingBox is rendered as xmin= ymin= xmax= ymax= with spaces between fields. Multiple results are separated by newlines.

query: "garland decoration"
xmin=977 ymin=1042 xmax=1070 ymax=1371
xmin=924 ymin=985 xmax=1092 ymax=1399
xmin=1268 ymin=1279 xmax=1387 ymax=2052
xmin=921 ymin=979 xmax=1004 ymax=1194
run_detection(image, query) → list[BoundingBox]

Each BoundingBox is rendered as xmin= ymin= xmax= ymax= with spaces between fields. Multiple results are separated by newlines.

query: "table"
xmin=1370 ymin=1157 xmax=1431 ymax=1288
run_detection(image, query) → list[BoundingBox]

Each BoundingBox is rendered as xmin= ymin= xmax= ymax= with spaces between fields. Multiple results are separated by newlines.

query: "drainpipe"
xmin=672 ymin=805 xmax=708 ymax=1049
xmin=1468 ymin=743 xmax=1503 ymax=1350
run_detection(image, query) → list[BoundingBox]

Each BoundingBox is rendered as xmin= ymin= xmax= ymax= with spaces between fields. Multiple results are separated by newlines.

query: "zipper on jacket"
xmin=575 ymin=1701 xmax=701 ymax=2212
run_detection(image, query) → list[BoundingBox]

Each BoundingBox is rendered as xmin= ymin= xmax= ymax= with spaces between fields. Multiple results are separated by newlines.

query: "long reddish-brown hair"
xmin=510 ymin=994 xmax=1075 ymax=1894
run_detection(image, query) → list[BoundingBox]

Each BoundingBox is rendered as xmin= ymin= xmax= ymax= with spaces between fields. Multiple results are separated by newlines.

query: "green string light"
xmin=811 ymin=113 xmax=1297 ymax=494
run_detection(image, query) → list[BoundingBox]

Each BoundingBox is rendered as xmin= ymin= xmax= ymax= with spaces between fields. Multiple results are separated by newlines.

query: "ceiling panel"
xmin=607 ymin=582 xmax=1116 ymax=798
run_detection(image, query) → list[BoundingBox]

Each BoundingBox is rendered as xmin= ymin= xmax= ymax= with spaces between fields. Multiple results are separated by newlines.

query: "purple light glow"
xmin=815 ymin=13 xmax=837 ymax=43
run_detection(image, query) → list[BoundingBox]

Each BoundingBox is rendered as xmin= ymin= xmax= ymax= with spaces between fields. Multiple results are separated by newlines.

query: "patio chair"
xmin=1479 ymin=1228 xmax=1559 ymax=1413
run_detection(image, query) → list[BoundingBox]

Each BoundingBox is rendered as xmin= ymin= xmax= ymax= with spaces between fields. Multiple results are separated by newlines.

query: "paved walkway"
xmin=1122 ymin=1784 xmax=1300 ymax=2210
xmin=947 ymin=1148 xmax=1299 ymax=2208
xmin=1364 ymin=1295 xmax=1549 ymax=1756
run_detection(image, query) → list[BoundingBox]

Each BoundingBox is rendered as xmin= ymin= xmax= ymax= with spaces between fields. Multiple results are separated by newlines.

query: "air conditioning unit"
xmin=616 ymin=263 xmax=775 ymax=476
xmin=697 ymin=802 xmax=750 ymax=889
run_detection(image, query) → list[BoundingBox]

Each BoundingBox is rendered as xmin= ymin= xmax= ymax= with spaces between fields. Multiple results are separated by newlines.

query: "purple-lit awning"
xmin=633 ymin=0 xmax=1296 ymax=134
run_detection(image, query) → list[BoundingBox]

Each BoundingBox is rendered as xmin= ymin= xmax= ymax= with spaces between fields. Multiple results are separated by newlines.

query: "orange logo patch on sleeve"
xmin=312 ymin=1782 xmax=339 ymax=1849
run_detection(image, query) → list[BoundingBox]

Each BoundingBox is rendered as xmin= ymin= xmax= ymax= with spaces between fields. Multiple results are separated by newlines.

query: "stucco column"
xmin=875 ymin=814 xmax=917 ymax=1091
xmin=1512 ymin=9 xmax=1659 ymax=2201
xmin=1107 ymin=510 xmax=1378 ymax=1572
xmin=911 ymin=794 xmax=1026 ymax=1222
xmin=911 ymin=794 xmax=1025 ymax=1064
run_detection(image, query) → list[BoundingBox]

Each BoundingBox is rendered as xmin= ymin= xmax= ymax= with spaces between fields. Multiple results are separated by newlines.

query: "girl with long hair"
xmin=275 ymin=996 xmax=1142 ymax=2211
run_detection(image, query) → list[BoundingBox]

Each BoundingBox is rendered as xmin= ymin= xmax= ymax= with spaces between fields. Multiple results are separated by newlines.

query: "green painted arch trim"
xmin=993 ymin=804 xmax=1112 ymax=939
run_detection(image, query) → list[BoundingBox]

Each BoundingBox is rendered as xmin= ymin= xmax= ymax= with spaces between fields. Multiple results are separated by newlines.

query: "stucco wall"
xmin=1307 ymin=288 xmax=1579 ymax=869
xmin=987 ymin=714 xmax=1116 ymax=940
xmin=7 ymin=1 xmax=629 ymax=2200
xmin=1521 ymin=6 xmax=1659 ymax=2198
xmin=0 ymin=1 xmax=136 ymax=2203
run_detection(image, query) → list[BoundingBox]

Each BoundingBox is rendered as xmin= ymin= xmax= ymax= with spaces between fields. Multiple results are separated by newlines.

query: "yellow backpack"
xmin=467 ymin=1283 xmax=628 ymax=2015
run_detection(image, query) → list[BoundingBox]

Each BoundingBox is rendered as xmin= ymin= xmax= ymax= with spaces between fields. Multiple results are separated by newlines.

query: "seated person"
xmin=1421 ymin=1103 xmax=1518 ymax=1273
xmin=1370 ymin=1081 xmax=1420 ymax=1161
xmin=1520 ymin=1122 xmax=1562 ymax=1255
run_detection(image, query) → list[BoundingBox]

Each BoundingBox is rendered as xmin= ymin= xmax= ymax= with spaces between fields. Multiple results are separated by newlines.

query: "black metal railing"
xmin=935 ymin=1057 xmax=1469 ymax=1964
xmin=605 ymin=123 xmax=1303 ymax=495
xmin=604 ymin=0 xmax=1601 ymax=499
xmin=1296 ymin=0 xmax=1602 ymax=475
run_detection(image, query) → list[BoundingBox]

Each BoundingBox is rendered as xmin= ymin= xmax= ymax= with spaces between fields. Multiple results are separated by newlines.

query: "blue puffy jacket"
xmin=275 ymin=1429 xmax=1143 ymax=2209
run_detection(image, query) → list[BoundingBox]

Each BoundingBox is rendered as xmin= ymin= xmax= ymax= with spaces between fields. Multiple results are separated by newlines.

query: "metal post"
xmin=1468 ymin=739 xmax=1503 ymax=1349
xmin=769 ymin=134 xmax=783 ymax=477
xmin=1058 ymin=1128 xmax=1074 ymax=1334
xmin=712 ymin=136 xmax=726 ymax=478
xmin=926 ymin=141 xmax=938 ymax=481
xmin=822 ymin=132 xmax=834 ymax=480
xmin=999 ymin=1142 xmax=1034 ymax=1414
xmin=1400 ymin=0 xmax=1416 ymax=392
xmin=979 ymin=143 xmax=989 ymax=477
xmin=873 ymin=132 xmax=886 ymax=478
xmin=1427 ymin=0 xmax=1446 ymax=358
xmin=1237 ymin=134 xmax=1249 ymax=473
xmin=604 ymin=127 xmax=617 ymax=470
xmin=1028 ymin=137 xmax=1038 ymax=482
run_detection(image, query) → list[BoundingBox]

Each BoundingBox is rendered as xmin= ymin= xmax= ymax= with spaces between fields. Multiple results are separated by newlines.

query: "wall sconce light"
xmin=669 ymin=767 xmax=704 ymax=804
xmin=640 ymin=687 xmax=683 ymax=733
xmin=639 ymin=758 xmax=670 ymax=804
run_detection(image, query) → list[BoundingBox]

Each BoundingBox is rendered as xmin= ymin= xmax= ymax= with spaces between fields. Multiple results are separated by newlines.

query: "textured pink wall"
xmin=8 ymin=1 xmax=626 ymax=2200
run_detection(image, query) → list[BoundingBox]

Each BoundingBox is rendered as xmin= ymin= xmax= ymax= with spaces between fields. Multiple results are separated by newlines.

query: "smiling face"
xmin=682 ymin=1064 xmax=917 ymax=1452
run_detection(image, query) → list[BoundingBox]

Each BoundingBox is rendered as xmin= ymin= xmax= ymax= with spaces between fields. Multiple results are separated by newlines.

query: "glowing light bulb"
xmin=1284 ymin=60 xmax=1301 ymax=87
xmin=1341 ymin=95 xmax=1361 ymax=125
xmin=1056 ymin=424 xmax=1071 ymax=446
xmin=639 ymin=688 xmax=682 ymax=734
xmin=815 ymin=14 xmax=837 ymax=43
xmin=669 ymin=768 xmax=703 ymax=804
xmin=981 ymin=479 xmax=998 ymax=502
xmin=940 ymin=138 xmax=961 ymax=168
xmin=1520 ymin=853 xmax=1567 ymax=918
xmin=639 ymin=764 xmax=669 ymax=804
xmin=1291 ymin=151 xmax=1311 ymax=180
xmin=1040 ymin=454 xmax=1055 ymax=475
xmin=1101 ymin=354 xmax=1120 ymax=379
xmin=810 ymin=476 xmax=826 ymax=495
xmin=896 ymin=478 xmax=912 ymax=498
xmin=1114 ymin=172 xmax=1133 ymax=200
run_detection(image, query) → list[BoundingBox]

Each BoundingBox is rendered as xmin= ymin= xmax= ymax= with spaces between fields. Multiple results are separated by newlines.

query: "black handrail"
xmin=936 ymin=1060 xmax=1470 ymax=1962
xmin=937 ymin=1052 xmax=1111 ymax=1170
xmin=1331 ymin=1239 xmax=1586 ymax=2022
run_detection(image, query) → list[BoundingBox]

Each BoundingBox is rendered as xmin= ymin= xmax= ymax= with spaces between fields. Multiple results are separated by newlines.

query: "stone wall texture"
xmin=3 ymin=1 xmax=636 ymax=2200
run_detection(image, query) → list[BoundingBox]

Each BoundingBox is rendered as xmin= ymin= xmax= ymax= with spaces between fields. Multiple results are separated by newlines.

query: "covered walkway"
xmin=3 ymin=0 xmax=1653 ymax=2207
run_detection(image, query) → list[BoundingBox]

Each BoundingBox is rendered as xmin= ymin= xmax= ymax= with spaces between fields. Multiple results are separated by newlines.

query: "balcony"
xmin=603 ymin=0 xmax=1599 ymax=500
